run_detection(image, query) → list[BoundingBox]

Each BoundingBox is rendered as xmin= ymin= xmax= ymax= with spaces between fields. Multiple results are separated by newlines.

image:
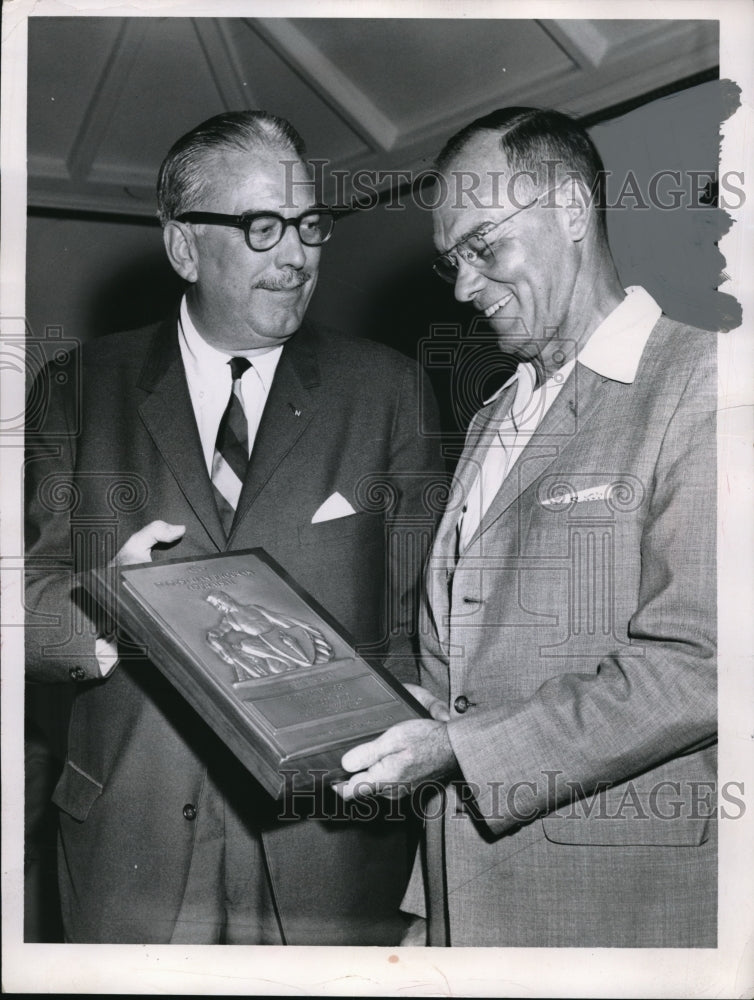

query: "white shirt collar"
xmin=577 ymin=285 xmax=662 ymax=383
xmin=178 ymin=296 xmax=283 ymax=392
xmin=483 ymin=285 xmax=661 ymax=405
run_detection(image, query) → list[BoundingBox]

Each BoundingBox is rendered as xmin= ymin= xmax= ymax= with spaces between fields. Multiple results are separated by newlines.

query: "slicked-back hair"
xmin=436 ymin=107 xmax=608 ymax=236
xmin=156 ymin=110 xmax=307 ymax=226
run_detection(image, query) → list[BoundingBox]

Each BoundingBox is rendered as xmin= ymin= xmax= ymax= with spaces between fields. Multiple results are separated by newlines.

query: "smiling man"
xmin=338 ymin=108 xmax=718 ymax=948
xmin=25 ymin=111 xmax=441 ymax=944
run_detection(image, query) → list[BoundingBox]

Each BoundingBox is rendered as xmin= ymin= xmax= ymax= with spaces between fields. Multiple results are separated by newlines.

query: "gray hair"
xmin=156 ymin=110 xmax=307 ymax=226
xmin=436 ymin=107 xmax=608 ymax=236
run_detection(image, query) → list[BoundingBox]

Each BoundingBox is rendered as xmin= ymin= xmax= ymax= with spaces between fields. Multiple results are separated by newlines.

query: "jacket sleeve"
xmin=378 ymin=362 xmax=446 ymax=685
xmin=25 ymin=352 xmax=106 ymax=683
xmin=447 ymin=339 xmax=717 ymax=834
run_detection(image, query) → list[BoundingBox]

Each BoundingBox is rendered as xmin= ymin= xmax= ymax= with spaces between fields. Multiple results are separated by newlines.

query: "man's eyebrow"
xmin=437 ymin=221 xmax=493 ymax=255
xmin=238 ymin=205 xmax=319 ymax=216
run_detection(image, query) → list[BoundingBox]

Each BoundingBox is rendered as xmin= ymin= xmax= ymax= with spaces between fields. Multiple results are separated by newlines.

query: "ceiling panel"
xmin=27 ymin=17 xmax=122 ymax=169
xmin=585 ymin=18 xmax=687 ymax=49
xmin=25 ymin=15 xmax=719 ymax=217
xmin=91 ymin=19 xmax=230 ymax=183
xmin=293 ymin=18 xmax=574 ymax=130
xmin=226 ymin=21 xmax=371 ymax=164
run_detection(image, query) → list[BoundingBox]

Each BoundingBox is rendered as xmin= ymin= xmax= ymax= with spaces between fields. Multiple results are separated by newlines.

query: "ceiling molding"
xmin=65 ymin=19 xmax=151 ymax=184
xmin=26 ymin=183 xmax=158 ymax=218
xmin=192 ymin=18 xmax=261 ymax=109
xmin=251 ymin=17 xmax=400 ymax=152
xmin=538 ymin=19 xmax=610 ymax=69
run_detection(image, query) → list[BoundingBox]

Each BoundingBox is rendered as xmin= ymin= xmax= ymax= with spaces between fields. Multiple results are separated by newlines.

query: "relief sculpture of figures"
xmin=205 ymin=590 xmax=333 ymax=680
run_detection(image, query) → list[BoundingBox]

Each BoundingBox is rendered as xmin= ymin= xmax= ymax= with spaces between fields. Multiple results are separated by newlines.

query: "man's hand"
xmin=113 ymin=520 xmax=185 ymax=566
xmin=95 ymin=522 xmax=184 ymax=677
xmin=403 ymin=682 xmax=451 ymax=722
xmin=336 ymin=717 xmax=457 ymax=800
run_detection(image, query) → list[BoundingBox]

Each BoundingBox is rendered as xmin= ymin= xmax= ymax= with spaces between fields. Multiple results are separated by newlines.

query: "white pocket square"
xmin=540 ymin=484 xmax=614 ymax=507
xmin=311 ymin=492 xmax=357 ymax=523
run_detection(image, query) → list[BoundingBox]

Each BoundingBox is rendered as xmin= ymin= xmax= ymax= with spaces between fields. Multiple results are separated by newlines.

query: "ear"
xmin=163 ymin=221 xmax=199 ymax=283
xmin=559 ymin=176 xmax=592 ymax=243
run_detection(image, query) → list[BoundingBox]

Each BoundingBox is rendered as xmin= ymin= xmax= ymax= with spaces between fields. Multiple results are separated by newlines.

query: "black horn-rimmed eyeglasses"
xmin=174 ymin=208 xmax=336 ymax=251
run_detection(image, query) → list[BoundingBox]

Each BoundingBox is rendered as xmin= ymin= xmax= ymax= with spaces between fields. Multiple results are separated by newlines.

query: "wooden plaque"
xmin=87 ymin=548 xmax=426 ymax=798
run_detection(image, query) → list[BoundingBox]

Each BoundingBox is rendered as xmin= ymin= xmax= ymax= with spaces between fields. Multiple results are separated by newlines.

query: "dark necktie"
xmin=211 ymin=356 xmax=251 ymax=533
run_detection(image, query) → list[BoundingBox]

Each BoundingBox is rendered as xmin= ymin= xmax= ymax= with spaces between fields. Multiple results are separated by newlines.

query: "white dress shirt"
xmin=178 ymin=297 xmax=283 ymax=472
xmin=457 ymin=286 xmax=662 ymax=552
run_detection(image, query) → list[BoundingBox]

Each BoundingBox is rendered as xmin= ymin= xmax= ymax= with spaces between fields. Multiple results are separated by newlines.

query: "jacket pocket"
xmin=52 ymin=759 xmax=103 ymax=822
xmin=541 ymin=784 xmax=712 ymax=847
xmin=297 ymin=511 xmax=381 ymax=547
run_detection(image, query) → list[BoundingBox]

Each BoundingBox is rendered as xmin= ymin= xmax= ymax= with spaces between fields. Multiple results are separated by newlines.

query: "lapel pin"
xmin=288 ymin=403 xmax=302 ymax=418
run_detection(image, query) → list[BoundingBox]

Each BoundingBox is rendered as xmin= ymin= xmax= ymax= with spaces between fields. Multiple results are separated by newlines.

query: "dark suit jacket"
xmin=25 ymin=316 xmax=442 ymax=944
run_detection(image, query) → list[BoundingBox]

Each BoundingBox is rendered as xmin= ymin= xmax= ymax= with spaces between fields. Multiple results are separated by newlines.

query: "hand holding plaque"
xmin=87 ymin=549 xmax=427 ymax=798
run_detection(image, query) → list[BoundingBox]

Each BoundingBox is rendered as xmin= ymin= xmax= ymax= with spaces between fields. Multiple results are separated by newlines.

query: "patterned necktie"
xmin=211 ymin=356 xmax=251 ymax=533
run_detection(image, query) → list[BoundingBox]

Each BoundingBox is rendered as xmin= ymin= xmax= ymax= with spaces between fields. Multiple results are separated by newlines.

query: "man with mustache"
xmin=25 ymin=110 xmax=441 ymax=944
xmin=338 ymin=107 xmax=717 ymax=948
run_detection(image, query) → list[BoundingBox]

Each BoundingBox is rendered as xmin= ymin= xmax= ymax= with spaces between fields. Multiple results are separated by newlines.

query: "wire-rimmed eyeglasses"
xmin=432 ymin=188 xmax=557 ymax=283
xmin=174 ymin=208 xmax=336 ymax=251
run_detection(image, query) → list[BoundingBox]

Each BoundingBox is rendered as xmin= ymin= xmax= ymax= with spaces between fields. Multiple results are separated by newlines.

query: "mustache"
xmin=255 ymin=270 xmax=313 ymax=291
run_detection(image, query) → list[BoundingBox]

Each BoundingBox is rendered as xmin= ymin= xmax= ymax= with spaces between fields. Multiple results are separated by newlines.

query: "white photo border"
xmin=2 ymin=1 xmax=752 ymax=995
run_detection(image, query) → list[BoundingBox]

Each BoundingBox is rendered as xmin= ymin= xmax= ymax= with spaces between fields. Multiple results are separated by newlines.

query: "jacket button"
xmin=69 ymin=666 xmax=86 ymax=681
xmin=182 ymin=803 xmax=197 ymax=821
xmin=454 ymin=695 xmax=470 ymax=714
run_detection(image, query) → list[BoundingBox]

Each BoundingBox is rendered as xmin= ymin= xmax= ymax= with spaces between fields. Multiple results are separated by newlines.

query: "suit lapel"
xmin=425 ymin=382 xmax=518 ymax=647
xmin=431 ymin=383 xmax=517 ymax=557
xmin=469 ymin=362 xmax=610 ymax=546
xmin=426 ymin=364 xmax=610 ymax=640
xmin=136 ymin=318 xmax=226 ymax=550
xmin=229 ymin=324 xmax=320 ymax=539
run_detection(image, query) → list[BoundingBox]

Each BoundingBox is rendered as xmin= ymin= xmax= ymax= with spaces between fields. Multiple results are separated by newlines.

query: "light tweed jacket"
xmin=404 ymin=315 xmax=717 ymax=948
